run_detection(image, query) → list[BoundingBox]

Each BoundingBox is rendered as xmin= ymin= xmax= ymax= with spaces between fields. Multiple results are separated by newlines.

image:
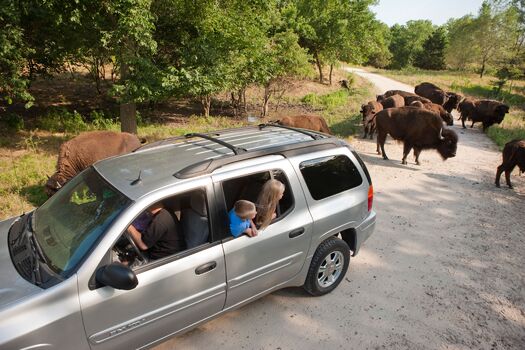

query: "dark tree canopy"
xmin=414 ymin=27 xmax=448 ymax=70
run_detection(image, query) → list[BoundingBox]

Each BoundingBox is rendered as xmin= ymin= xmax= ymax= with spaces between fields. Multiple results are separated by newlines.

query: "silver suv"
xmin=0 ymin=124 xmax=375 ymax=349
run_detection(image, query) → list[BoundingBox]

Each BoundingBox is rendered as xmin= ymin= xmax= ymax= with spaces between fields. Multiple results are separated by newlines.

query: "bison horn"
xmin=439 ymin=128 xmax=444 ymax=140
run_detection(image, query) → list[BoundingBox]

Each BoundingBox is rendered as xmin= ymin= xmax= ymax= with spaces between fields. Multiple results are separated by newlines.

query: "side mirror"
xmin=96 ymin=262 xmax=138 ymax=290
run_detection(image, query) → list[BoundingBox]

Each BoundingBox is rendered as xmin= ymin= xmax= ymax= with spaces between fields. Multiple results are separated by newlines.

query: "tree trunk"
xmin=241 ymin=88 xmax=246 ymax=112
xmin=314 ymin=52 xmax=324 ymax=84
xmin=119 ymin=62 xmax=137 ymax=134
xmin=329 ymin=64 xmax=333 ymax=85
xmin=201 ymin=95 xmax=211 ymax=117
xmin=262 ymin=85 xmax=272 ymax=117
xmin=479 ymin=58 xmax=486 ymax=78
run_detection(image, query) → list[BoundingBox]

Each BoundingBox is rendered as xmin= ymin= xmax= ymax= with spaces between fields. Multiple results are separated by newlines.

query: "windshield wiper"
xmin=25 ymin=214 xmax=51 ymax=285
xmin=26 ymin=231 xmax=42 ymax=285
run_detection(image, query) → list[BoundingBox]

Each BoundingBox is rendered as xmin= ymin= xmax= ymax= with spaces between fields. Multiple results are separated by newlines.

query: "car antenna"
xmin=131 ymin=170 xmax=143 ymax=186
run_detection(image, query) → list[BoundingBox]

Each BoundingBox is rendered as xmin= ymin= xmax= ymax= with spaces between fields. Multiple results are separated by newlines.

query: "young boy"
xmin=228 ymin=200 xmax=258 ymax=238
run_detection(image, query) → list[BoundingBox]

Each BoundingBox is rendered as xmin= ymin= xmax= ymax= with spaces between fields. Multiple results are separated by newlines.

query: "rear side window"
xmin=299 ymin=155 xmax=362 ymax=200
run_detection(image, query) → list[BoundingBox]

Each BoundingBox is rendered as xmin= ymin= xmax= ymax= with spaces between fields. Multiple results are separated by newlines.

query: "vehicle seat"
xmin=181 ymin=191 xmax=209 ymax=249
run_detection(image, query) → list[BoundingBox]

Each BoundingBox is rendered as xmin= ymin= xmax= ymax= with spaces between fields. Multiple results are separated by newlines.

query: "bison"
xmin=409 ymin=101 xmax=454 ymax=126
xmin=495 ymin=139 xmax=525 ymax=189
xmin=339 ymin=79 xmax=351 ymax=90
xmin=410 ymin=101 xmax=425 ymax=108
xmin=275 ymin=114 xmax=332 ymax=134
xmin=458 ymin=99 xmax=509 ymax=131
xmin=377 ymin=90 xmax=416 ymax=102
xmin=45 ymin=131 xmax=143 ymax=197
xmin=443 ymin=91 xmax=463 ymax=113
xmin=360 ymin=101 xmax=383 ymax=139
xmin=415 ymin=82 xmax=449 ymax=106
xmin=375 ymin=106 xmax=458 ymax=165
xmin=380 ymin=94 xmax=405 ymax=109
xmin=404 ymin=94 xmax=432 ymax=106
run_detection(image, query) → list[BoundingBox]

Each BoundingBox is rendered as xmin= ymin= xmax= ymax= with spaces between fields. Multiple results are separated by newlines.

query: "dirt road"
xmin=155 ymin=70 xmax=525 ymax=350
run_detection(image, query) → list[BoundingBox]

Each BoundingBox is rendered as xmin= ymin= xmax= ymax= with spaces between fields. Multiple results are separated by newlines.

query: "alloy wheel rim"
xmin=317 ymin=251 xmax=344 ymax=288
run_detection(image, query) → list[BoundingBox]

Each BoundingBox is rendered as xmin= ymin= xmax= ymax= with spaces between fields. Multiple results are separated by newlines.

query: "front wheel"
xmin=303 ymin=237 xmax=350 ymax=296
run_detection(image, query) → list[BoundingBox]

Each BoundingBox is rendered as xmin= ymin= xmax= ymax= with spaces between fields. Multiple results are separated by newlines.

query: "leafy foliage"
xmin=414 ymin=27 xmax=448 ymax=70
xmin=388 ymin=20 xmax=435 ymax=69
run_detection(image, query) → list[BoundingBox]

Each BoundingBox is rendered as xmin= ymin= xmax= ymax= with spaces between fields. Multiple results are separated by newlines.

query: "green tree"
xmin=414 ymin=27 xmax=448 ymax=70
xmin=0 ymin=2 xmax=32 ymax=105
xmin=388 ymin=20 xmax=434 ymax=69
xmin=489 ymin=0 xmax=525 ymax=91
xmin=445 ymin=15 xmax=478 ymax=70
xmin=258 ymin=30 xmax=312 ymax=117
xmin=292 ymin=0 xmax=377 ymax=84
xmin=365 ymin=21 xmax=393 ymax=68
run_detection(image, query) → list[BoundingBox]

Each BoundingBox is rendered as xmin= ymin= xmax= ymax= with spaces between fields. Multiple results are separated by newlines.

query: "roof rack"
xmin=185 ymin=133 xmax=247 ymax=155
xmin=258 ymin=123 xmax=324 ymax=140
xmin=173 ymin=138 xmax=343 ymax=179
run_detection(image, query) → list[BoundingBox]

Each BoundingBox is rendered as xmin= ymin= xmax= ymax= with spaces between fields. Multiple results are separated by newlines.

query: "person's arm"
xmin=127 ymin=224 xmax=148 ymax=251
xmin=245 ymin=219 xmax=258 ymax=237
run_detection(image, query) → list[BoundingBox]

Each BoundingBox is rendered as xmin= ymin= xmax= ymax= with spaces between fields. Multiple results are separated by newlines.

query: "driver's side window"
xmin=111 ymin=188 xmax=210 ymax=269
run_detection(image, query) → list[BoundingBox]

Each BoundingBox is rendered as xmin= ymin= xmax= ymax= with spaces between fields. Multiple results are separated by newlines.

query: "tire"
xmin=303 ymin=237 xmax=350 ymax=296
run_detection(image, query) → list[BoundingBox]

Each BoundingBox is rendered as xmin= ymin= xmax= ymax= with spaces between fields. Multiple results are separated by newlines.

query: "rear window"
xmin=299 ymin=155 xmax=363 ymax=200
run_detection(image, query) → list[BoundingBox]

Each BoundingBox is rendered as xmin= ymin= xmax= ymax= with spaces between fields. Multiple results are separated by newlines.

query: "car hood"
xmin=0 ymin=215 xmax=43 ymax=310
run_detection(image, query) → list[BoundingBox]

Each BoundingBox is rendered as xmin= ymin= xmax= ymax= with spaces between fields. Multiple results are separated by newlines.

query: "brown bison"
xmin=495 ymin=139 xmax=525 ymax=189
xmin=443 ymin=92 xmax=463 ymax=113
xmin=458 ymin=99 xmax=510 ymax=131
xmin=275 ymin=115 xmax=331 ymax=134
xmin=360 ymin=101 xmax=383 ymax=139
xmin=380 ymin=94 xmax=405 ymax=109
xmin=377 ymin=90 xmax=416 ymax=102
xmin=410 ymin=101 xmax=425 ymax=108
xmin=415 ymin=82 xmax=449 ymax=106
xmin=404 ymin=95 xmax=432 ymax=106
xmin=375 ymin=106 xmax=458 ymax=165
xmin=410 ymin=101 xmax=453 ymax=126
xmin=45 ymin=131 xmax=143 ymax=197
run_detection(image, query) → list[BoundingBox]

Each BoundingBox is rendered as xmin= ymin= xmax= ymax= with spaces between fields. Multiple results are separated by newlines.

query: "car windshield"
xmin=33 ymin=167 xmax=131 ymax=277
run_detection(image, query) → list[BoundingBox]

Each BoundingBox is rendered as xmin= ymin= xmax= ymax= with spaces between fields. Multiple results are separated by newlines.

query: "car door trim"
xmin=227 ymin=252 xmax=303 ymax=289
xmin=88 ymin=285 xmax=226 ymax=344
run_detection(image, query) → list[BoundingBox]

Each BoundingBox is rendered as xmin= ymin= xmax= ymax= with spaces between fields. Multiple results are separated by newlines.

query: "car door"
xmin=77 ymin=179 xmax=227 ymax=350
xmin=212 ymin=158 xmax=313 ymax=309
xmin=288 ymin=148 xmax=368 ymax=246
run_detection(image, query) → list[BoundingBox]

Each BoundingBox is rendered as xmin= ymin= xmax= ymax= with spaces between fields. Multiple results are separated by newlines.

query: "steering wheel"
xmin=124 ymin=232 xmax=149 ymax=264
xmin=115 ymin=232 xmax=148 ymax=263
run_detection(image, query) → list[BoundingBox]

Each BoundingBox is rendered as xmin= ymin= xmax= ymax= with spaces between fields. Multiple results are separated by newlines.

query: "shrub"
xmin=4 ymin=113 xmax=24 ymax=131
xmin=40 ymin=108 xmax=88 ymax=133
xmin=301 ymin=90 xmax=349 ymax=110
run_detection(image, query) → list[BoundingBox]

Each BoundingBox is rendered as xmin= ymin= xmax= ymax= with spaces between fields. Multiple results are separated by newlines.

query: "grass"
xmin=0 ymin=72 xmax=374 ymax=220
xmin=301 ymin=74 xmax=375 ymax=138
xmin=368 ymin=67 xmax=525 ymax=150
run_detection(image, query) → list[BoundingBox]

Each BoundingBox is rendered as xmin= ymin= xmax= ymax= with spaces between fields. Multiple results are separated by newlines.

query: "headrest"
xmin=190 ymin=191 xmax=207 ymax=217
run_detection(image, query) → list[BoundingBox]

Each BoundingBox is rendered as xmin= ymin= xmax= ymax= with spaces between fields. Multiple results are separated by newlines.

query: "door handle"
xmin=195 ymin=261 xmax=217 ymax=275
xmin=289 ymin=227 xmax=305 ymax=238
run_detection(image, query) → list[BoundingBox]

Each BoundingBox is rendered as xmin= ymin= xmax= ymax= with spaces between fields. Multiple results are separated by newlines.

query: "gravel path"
xmin=155 ymin=69 xmax=525 ymax=350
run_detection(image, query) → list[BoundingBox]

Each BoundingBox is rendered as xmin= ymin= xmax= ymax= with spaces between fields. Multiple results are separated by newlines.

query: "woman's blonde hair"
xmin=255 ymin=179 xmax=285 ymax=229
xmin=234 ymin=200 xmax=256 ymax=220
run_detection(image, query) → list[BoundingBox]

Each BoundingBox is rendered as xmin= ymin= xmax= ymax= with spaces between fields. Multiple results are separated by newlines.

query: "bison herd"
xmin=360 ymin=81 xmax=523 ymax=189
xmin=43 ymin=82 xmax=521 ymax=198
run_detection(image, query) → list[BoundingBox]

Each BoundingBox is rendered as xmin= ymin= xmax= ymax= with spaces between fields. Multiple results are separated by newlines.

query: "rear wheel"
xmin=303 ymin=237 xmax=350 ymax=296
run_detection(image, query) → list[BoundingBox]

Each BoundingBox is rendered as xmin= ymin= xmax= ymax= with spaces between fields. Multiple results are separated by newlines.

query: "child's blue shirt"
xmin=228 ymin=209 xmax=250 ymax=237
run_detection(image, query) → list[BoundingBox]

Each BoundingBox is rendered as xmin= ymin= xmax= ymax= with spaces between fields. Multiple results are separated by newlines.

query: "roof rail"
xmin=258 ymin=123 xmax=324 ymax=140
xmin=173 ymin=138 xmax=342 ymax=179
xmin=185 ymin=133 xmax=247 ymax=155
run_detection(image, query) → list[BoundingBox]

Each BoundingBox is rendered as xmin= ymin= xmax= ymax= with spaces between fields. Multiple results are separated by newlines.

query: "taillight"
xmin=367 ymin=185 xmax=373 ymax=211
